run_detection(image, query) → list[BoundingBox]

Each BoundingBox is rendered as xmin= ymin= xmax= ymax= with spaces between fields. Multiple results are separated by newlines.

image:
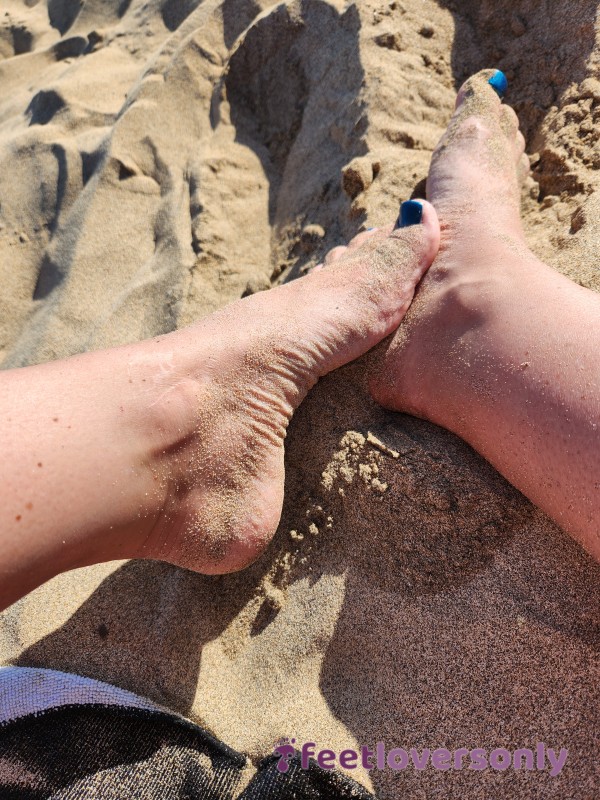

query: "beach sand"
xmin=1 ymin=0 xmax=600 ymax=797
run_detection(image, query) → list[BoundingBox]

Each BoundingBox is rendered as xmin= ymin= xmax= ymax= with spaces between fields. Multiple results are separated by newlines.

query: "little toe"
xmin=518 ymin=151 xmax=531 ymax=182
xmin=515 ymin=129 xmax=526 ymax=159
xmin=323 ymin=245 xmax=348 ymax=265
xmin=500 ymin=104 xmax=520 ymax=140
xmin=346 ymin=227 xmax=380 ymax=251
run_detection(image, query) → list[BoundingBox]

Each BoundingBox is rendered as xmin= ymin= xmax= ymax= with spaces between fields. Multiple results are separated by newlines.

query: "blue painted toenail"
xmin=488 ymin=69 xmax=508 ymax=98
xmin=396 ymin=200 xmax=423 ymax=228
xmin=366 ymin=227 xmax=375 ymax=231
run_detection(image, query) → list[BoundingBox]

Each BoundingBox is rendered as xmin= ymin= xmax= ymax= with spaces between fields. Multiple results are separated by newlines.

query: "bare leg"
xmin=0 ymin=207 xmax=439 ymax=610
xmin=371 ymin=70 xmax=600 ymax=561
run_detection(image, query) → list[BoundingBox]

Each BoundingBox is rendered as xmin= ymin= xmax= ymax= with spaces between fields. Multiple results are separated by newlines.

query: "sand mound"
xmin=1 ymin=1 xmax=599 ymax=797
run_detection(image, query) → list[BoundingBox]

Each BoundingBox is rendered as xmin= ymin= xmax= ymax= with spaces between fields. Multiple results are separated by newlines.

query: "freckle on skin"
xmin=53 ymin=417 xmax=58 ymax=422
xmin=15 ymin=515 xmax=21 ymax=521
xmin=25 ymin=502 xmax=33 ymax=510
xmin=37 ymin=462 xmax=42 ymax=467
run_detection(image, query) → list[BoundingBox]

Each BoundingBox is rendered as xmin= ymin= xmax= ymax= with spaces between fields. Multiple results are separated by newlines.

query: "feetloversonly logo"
xmin=273 ymin=740 xmax=568 ymax=777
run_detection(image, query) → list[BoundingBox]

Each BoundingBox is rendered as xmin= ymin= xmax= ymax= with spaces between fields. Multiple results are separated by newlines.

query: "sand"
xmin=1 ymin=0 xmax=600 ymax=797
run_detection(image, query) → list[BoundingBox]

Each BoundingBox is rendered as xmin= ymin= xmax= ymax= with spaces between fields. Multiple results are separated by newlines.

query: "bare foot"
xmin=369 ymin=70 xmax=600 ymax=560
xmin=370 ymin=70 xmax=539 ymax=426
xmin=138 ymin=205 xmax=439 ymax=573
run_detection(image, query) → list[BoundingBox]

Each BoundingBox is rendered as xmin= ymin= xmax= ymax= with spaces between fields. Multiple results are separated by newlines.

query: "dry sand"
xmin=1 ymin=0 xmax=600 ymax=797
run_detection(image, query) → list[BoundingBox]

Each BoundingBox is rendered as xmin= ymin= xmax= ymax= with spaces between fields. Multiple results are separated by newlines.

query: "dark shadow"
xmin=53 ymin=35 xmax=88 ymax=60
xmin=437 ymin=0 xmax=598 ymax=198
xmin=26 ymin=89 xmax=65 ymax=126
xmin=161 ymin=0 xmax=202 ymax=32
xmin=118 ymin=0 xmax=133 ymax=17
xmin=12 ymin=25 xmax=33 ymax=55
xmin=276 ymin=362 xmax=537 ymax=601
xmin=226 ymin=14 xmax=309 ymax=180
xmin=287 ymin=360 xmax=600 ymax=799
xmin=15 ymin=558 xmax=275 ymax=714
xmin=81 ymin=148 xmax=104 ymax=186
xmin=31 ymin=140 xmax=104 ymax=300
xmin=220 ymin=0 xmax=367 ymax=275
xmin=32 ymin=254 xmax=64 ymax=299
xmin=222 ymin=0 xmax=261 ymax=49
xmin=317 ymin=509 xmax=600 ymax=797
xmin=48 ymin=0 xmax=83 ymax=36
xmin=118 ymin=161 xmax=136 ymax=180
xmin=48 ymin=142 xmax=70 ymax=235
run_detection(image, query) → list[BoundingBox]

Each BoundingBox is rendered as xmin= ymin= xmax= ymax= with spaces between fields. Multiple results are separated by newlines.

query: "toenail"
xmin=396 ymin=200 xmax=423 ymax=228
xmin=488 ymin=69 xmax=508 ymax=99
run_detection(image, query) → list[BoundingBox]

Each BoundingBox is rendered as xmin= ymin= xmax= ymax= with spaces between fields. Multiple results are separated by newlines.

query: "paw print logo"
xmin=274 ymin=737 xmax=296 ymax=773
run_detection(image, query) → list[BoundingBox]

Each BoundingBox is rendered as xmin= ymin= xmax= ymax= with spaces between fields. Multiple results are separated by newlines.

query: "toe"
xmin=324 ymin=245 xmax=347 ymax=265
xmin=454 ymin=114 xmax=494 ymax=147
xmin=455 ymin=69 xmax=505 ymax=114
xmin=500 ymin=104 xmax=519 ymax=139
xmin=346 ymin=227 xmax=380 ymax=251
xmin=433 ymin=69 xmax=508 ymax=174
xmin=266 ymin=200 xmax=440 ymax=391
xmin=500 ymin=105 xmax=527 ymax=164
xmin=515 ymin=129 xmax=526 ymax=158
xmin=326 ymin=227 xmax=381 ymax=263
xmin=427 ymin=68 xmax=525 ymax=216
xmin=518 ymin=151 xmax=531 ymax=182
xmin=300 ymin=200 xmax=440 ymax=375
xmin=320 ymin=227 xmax=386 ymax=272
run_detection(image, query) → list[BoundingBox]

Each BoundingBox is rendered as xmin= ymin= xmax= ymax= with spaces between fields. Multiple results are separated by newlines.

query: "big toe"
xmin=455 ymin=69 xmax=508 ymax=112
xmin=255 ymin=200 xmax=440 ymax=407
xmin=301 ymin=199 xmax=440 ymax=376
xmin=434 ymin=69 xmax=516 ymax=168
xmin=427 ymin=69 xmax=525 ymax=225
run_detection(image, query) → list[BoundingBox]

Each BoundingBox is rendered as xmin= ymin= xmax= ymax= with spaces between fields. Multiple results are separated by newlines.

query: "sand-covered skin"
xmin=1 ymin=1 xmax=600 ymax=798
